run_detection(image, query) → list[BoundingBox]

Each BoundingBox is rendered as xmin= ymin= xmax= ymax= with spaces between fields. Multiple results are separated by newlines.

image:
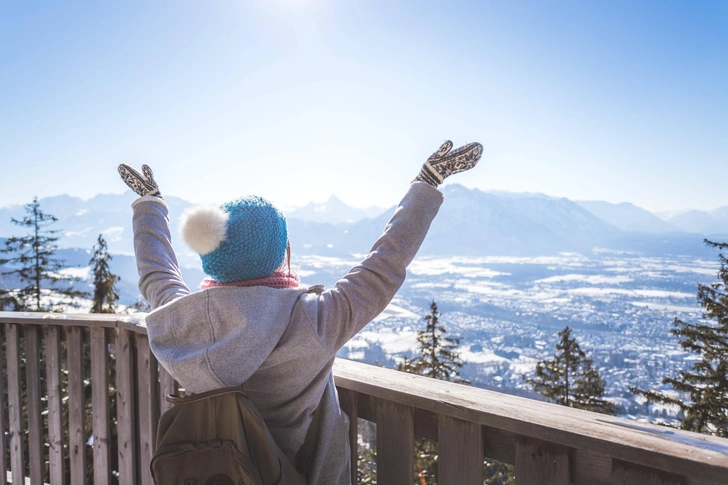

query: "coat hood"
xmin=145 ymin=285 xmax=313 ymax=394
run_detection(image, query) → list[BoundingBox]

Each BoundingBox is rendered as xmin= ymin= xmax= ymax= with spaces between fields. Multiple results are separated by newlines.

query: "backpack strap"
xmin=295 ymin=402 xmax=323 ymax=476
xmin=165 ymin=386 xmax=247 ymax=404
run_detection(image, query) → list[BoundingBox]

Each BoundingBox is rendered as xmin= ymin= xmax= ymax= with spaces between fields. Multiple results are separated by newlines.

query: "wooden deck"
xmin=1 ymin=312 xmax=727 ymax=484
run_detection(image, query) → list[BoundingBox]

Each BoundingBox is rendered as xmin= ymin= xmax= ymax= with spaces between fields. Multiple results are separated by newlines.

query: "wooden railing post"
xmin=136 ymin=333 xmax=159 ymax=485
xmin=0 ymin=324 xmax=6 ymax=482
xmin=25 ymin=326 xmax=44 ymax=485
xmin=45 ymin=326 xmax=66 ymax=485
xmin=116 ymin=328 xmax=137 ymax=485
xmin=376 ymin=399 xmax=414 ymax=485
xmin=91 ymin=326 xmax=111 ymax=485
xmin=6 ymin=324 xmax=24 ymax=485
xmin=515 ymin=435 xmax=570 ymax=485
xmin=339 ymin=388 xmax=359 ymax=485
xmin=439 ymin=414 xmax=484 ymax=485
xmin=67 ymin=326 xmax=87 ymax=483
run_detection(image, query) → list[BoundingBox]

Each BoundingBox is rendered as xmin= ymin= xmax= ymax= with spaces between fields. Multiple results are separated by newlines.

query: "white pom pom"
xmin=179 ymin=206 xmax=229 ymax=255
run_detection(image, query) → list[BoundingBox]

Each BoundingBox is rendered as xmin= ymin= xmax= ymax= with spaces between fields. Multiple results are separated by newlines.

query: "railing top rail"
xmin=333 ymin=358 xmax=728 ymax=482
xmin=0 ymin=311 xmax=148 ymax=334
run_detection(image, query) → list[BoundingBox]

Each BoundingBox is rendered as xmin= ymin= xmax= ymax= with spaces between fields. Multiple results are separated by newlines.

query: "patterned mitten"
xmin=416 ymin=140 xmax=484 ymax=187
xmin=118 ymin=164 xmax=162 ymax=197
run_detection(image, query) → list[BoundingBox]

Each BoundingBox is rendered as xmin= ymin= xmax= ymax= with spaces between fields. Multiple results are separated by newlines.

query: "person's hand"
xmin=118 ymin=164 xmax=162 ymax=197
xmin=415 ymin=140 xmax=483 ymax=187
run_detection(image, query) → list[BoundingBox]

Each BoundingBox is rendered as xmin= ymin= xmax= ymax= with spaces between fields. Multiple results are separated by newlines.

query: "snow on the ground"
xmin=566 ymin=288 xmax=694 ymax=299
xmin=59 ymin=266 xmax=91 ymax=279
xmin=536 ymin=274 xmax=633 ymax=284
xmin=347 ymin=327 xmax=419 ymax=355
xmin=408 ymin=258 xmax=508 ymax=278
xmin=459 ymin=346 xmax=508 ymax=364
xmin=372 ymin=303 xmax=420 ymax=321
xmin=631 ymin=301 xmax=702 ymax=313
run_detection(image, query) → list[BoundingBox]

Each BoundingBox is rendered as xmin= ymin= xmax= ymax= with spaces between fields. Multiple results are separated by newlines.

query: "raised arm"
xmin=306 ymin=140 xmax=483 ymax=351
xmin=119 ymin=164 xmax=191 ymax=309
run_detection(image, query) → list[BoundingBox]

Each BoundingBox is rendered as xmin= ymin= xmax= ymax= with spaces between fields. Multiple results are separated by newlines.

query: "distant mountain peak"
xmin=325 ymin=194 xmax=344 ymax=204
xmin=285 ymin=196 xmax=387 ymax=224
xmin=668 ymin=210 xmax=728 ymax=235
xmin=576 ymin=200 xmax=682 ymax=234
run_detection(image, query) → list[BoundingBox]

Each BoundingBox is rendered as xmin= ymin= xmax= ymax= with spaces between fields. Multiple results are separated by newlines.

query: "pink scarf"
xmin=200 ymin=270 xmax=301 ymax=290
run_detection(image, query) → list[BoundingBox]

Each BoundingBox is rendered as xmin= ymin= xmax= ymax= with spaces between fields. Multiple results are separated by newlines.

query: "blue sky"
xmin=1 ymin=0 xmax=726 ymax=211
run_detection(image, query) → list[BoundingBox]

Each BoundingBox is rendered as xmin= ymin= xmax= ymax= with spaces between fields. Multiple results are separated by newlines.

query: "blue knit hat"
xmin=180 ymin=196 xmax=288 ymax=282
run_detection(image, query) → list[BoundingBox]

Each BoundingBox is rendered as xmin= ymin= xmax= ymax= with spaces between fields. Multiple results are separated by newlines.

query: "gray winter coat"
xmin=132 ymin=181 xmax=443 ymax=484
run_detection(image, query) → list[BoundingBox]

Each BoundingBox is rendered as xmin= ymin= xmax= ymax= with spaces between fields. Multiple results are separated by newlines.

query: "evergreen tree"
xmin=525 ymin=326 xmax=615 ymax=415
xmin=357 ymin=422 xmax=378 ymax=485
xmin=632 ymin=240 xmax=728 ymax=437
xmin=0 ymin=197 xmax=87 ymax=311
xmin=0 ymin=290 xmax=16 ymax=311
xmin=400 ymin=301 xmax=469 ymax=384
xmin=89 ymin=234 xmax=120 ymax=314
xmin=131 ymin=296 xmax=151 ymax=313
xmin=397 ymin=302 xmax=513 ymax=485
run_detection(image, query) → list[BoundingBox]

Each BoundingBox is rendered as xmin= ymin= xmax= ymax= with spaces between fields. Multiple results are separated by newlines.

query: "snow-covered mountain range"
xmin=1 ymin=186 xmax=726 ymax=268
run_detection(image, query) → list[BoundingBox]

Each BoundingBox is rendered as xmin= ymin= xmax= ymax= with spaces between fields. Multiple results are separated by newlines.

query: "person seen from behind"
xmin=118 ymin=139 xmax=483 ymax=484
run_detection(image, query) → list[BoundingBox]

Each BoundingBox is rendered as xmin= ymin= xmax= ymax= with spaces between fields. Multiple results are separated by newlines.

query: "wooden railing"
xmin=1 ymin=313 xmax=727 ymax=485
xmin=0 ymin=313 xmax=176 ymax=485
